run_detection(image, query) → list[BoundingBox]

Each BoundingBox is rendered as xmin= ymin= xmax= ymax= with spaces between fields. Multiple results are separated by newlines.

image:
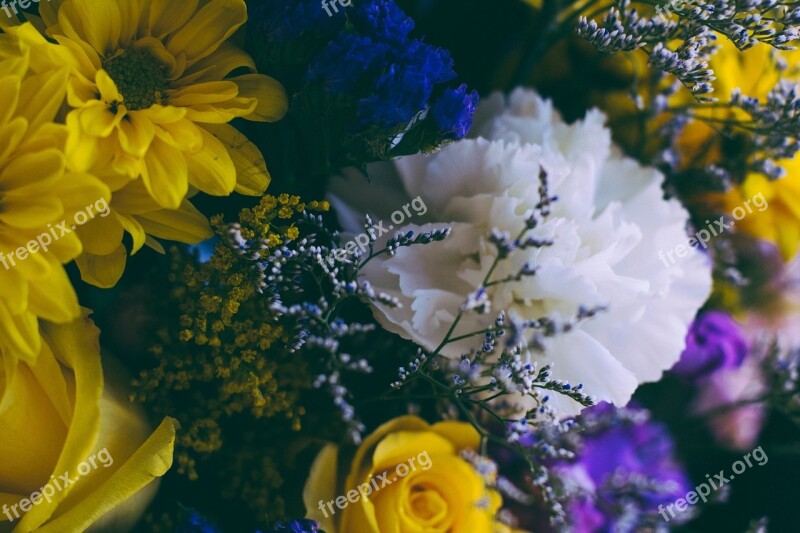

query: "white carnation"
xmin=329 ymin=89 xmax=712 ymax=415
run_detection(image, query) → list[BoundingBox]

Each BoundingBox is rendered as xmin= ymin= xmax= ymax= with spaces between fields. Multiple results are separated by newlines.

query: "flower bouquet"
xmin=1 ymin=0 xmax=799 ymax=532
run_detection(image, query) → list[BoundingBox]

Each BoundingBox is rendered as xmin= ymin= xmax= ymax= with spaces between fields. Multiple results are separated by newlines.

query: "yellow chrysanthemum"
xmin=0 ymin=28 xmax=109 ymax=361
xmin=19 ymin=0 xmax=288 ymax=286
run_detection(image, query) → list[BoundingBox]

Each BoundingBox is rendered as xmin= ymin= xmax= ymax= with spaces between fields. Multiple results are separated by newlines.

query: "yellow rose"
xmin=0 ymin=311 xmax=176 ymax=532
xmin=303 ymin=416 xmax=504 ymax=533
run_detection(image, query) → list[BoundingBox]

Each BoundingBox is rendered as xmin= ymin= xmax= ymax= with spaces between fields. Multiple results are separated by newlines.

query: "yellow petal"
xmin=0 ymin=147 xmax=64 ymax=196
xmin=75 ymin=101 xmax=122 ymax=139
xmin=185 ymin=127 xmax=236 ymax=196
xmin=26 ymin=263 xmax=81 ymax=324
xmin=0 ymin=117 xmax=27 ymax=164
xmin=141 ymin=138 xmax=188 ymax=209
xmin=0 ymin=74 xmax=21 ymax=126
xmin=0 ymin=303 xmax=40 ymax=362
xmin=18 ymin=312 xmax=104 ymax=529
xmin=303 ymin=444 xmax=340 ymax=533
xmin=166 ymin=0 xmax=247 ymax=65
xmin=179 ymin=43 xmax=256 ymax=86
xmin=117 ymin=111 xmax=156 ymax=158
xmin=116 ymin=212 xmax=147 ymax=253
xmin=232 ymin=74 xmax=288 ymax=122
xmin=75 ymin=212 xmax=124 ymax=256
xmin=58 ymin=0 xmax=121 ymax=56
xmin=431 ymin=420 xmax=481 ymax=452
xmin=167 ymin=80 xmax=239 ymax=107
xmin=75 ymin=247 xmax=127 ymax=289
xmin=0 ymin=358 xmax=68 ymax=495
xmin=148 ymin=0 xmax=200 ymax=39
xmin=203 ymin=123 xmax=270 ymax=195
xmin=0 ymin=257 xmax=28 ymax=314
xmin=18 ymin=67 xmax=69 ymax=133
xmin=35 ymin=417 xmax=176 ymax=533
xmin=65 ymin=112 xmax=100 ymax=172
xmin=135 ymin=199 xmax=212 ymax=244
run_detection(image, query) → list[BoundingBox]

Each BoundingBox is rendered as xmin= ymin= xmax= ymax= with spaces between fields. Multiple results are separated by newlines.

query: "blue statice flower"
xmin=431 ymin=84 xmax=480 ymax=139
xmin=304 ymin=0 xmax=461 ymax=131
xmin=175 ymin=508 xmax=222 ymax=533
xmin=350 ymin=0 xmax=415 ymax=43
xmin=306 ymin=34 xmax=390 ymax=93
xmin=249 ymin=0 xmax=345 ymax=42
xmin=249 ymin=0 xmax=477 ymax=173
xmin=354 ymin=40 xmax=455 ymax=128
xmin=259 ymin=519 xmax=325 ymax=532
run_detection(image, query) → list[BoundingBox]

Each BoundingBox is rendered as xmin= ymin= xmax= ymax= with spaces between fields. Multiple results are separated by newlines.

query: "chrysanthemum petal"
xmin=179 ymin=43 xmax=256 ymax=86
xmin=231 ymin=74 xmax=288 ymax=122
xmin=0 ymin=262 xmax=28 ymax=315
xmin=0 ymin=303 xmax=40 ymax=362
xmin=116 ymin=213 xmax=147 ymax=253
xmin=167 ymin=81 xmax=239 ymax=107
xmin=27 ymin=264 xmax=81 ymax=323
xmin=118 ymin=111 xmax=156 ymax=158
xmin=95 ymin=69 xmax=123 ymax=104
xmin=136 ymin=200 xmax=213 ymax=244
xmin=148 ymin=0 xmax=200 ymax=39
xmin=166 ymin=0 xmax=246 ymax=65
xmin=203 ymin=123 xmax=270 ymax=195
xmin=58 ymin=0 xmax=121 ymax=56
xmin=141 ymin=138 xmax=188 ymax=209
xmin=75 ymin=211 xmax=125 ymax=256
xmin=0 ymin=118 xmax=29 ymax=166
xmin=75 ymin=246 xmax=127 ymax=289
xmin=18 ymin=67 xmax=69 ymax=133
xmin=0 ymin=194 xmax=63 ymax=229
xmin=0 ymin=74 xmax=21 ymax=125
xmin=75 ymin=102 xmax=123 ymax=139
xmin=185 ymin=127 xmax=236 ymax=196
xmin=0 ymin=148 xmax=64 ymax=201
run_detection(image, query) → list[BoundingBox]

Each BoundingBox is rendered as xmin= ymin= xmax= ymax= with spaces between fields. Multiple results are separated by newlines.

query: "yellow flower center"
xmin=103 ymin=48 xmax=168 ymax=111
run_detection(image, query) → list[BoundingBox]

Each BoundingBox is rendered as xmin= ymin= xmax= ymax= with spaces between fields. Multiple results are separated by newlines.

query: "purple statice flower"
xmin=431 ymin=84 xmax=480 ymax=139
xmin=671 ymin=311 xmax=748 ymax=381
xmin=259 ymin=519 xmax=325 ymax=533
xmin=552 ymin=403 xmax=691 ymax=531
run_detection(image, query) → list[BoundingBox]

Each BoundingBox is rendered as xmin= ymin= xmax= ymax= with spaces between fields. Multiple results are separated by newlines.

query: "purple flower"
xmin=672 ymin=311 xmax=748 ymax=381
xmin=431 ymin=84 xmax=480 ymax=139
xmin=552 ymin=403 xmax=691 ymax=531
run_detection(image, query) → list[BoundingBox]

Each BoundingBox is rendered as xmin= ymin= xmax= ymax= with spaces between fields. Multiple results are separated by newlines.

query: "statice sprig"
xmin=378 ymin=170 xmax=602 ymax=526
xmin=578 ymin=0 xmax=800 ymax=101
